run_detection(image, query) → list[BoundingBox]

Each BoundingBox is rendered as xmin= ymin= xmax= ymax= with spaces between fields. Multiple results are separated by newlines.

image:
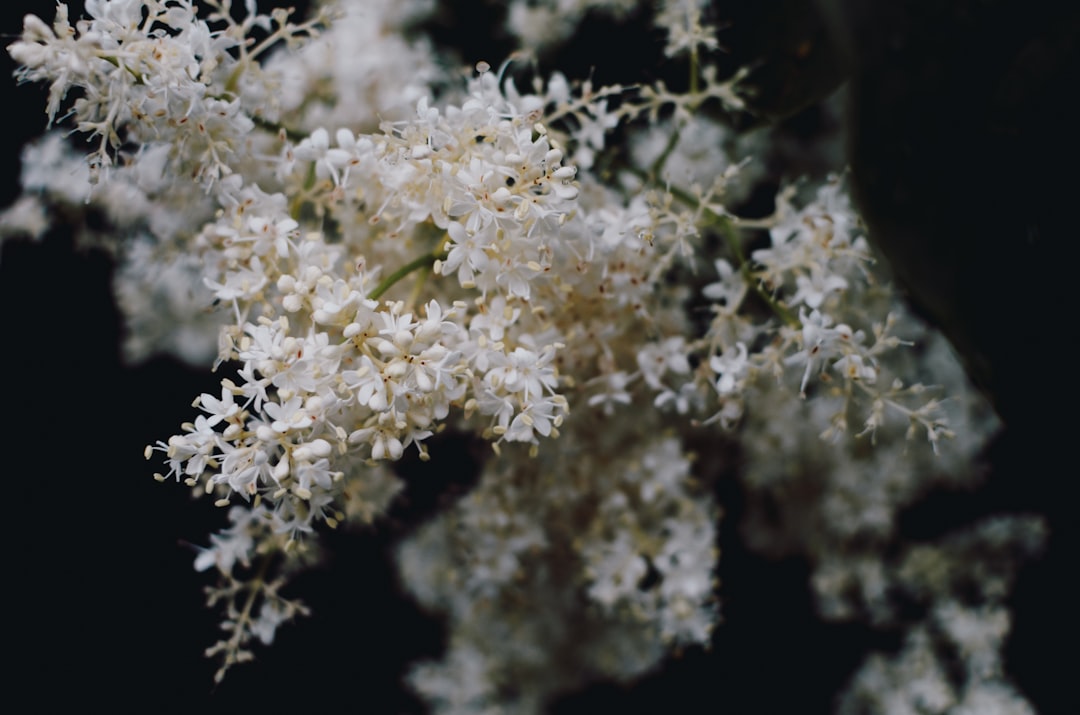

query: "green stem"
xmin=714 ymin=217 xmax=800 ymax=328
xmin=99 ymin=54 xmax=144 ymax=83
xmin=251 ymin=114 xmax=307 ymax=143
xmin=405 ymin=263 xmax=433 ymax=311
xmin=366 ymin=250 xmax=447 ymax=302
xmin=650 ymin=125 xmax=682 ymax=180
xmin=690 ymin=46 xmax=700 ymax=97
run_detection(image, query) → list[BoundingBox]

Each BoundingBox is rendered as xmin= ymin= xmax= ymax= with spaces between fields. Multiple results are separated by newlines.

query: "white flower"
xmin=204 ymin=257 xmax=268 ymax=304
xmin=217 ymin=444 xmax=274 ymax=495
xmin=440 ymin=221 xmax=491 ymax=289
xmin=349 ymin=420 xmax=405 ymax=461
xmin=199 ymin=387 xmax=240 ymax=427
xmin=294 ymin=128 xmax=353 ymax=185
xmin=790 ymin=268 xmax=849 ymax=309
xmin=341 ymin=355 xmax=382 ymax=407
xmin=486 ymin=346 xmax=560 ymax=400
xmin=636 ymin=337 xmax=691 ymax=391
xmin=788 ymin=309 xmax=861 ymax=396
xmin=263 ymin=396 xmax=315 ymax=434
xmin=702 ymin=258 xmax=747 ymax=308
xmin=833 ymin=353 xmax=878 ymax=383
xmin=587 ymin=371 xmax=635 ymax=415
xmin=294 ymin=457 xmax=336 ymax=493
xmin=193 ymin=506 xmax=259 ymax=573
xmin=502 ymin=395 xmax=567 ymax=444
xmin=709 ymin=342 xmax=749 ymax=396
xmin=584 ymin=531 xmax=648 ymax=608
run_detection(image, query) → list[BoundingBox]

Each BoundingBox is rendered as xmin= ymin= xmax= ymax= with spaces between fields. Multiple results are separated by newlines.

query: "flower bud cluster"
xmin=146 ymin=71 xmax=598 ymax=532
xmin=151 ymin=292 xmax=569 ymax=524
xmin=8 ymin=0 xmax=322 ymax=185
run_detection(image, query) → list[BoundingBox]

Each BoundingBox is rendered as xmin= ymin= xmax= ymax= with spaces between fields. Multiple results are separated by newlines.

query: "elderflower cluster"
xmin=4 ymin=1 xmax=1044 ymax=712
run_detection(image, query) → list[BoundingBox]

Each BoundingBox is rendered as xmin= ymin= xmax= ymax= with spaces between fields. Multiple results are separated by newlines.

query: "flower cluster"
xmin=5 ymin=1 xmax=1045 ymax=712
xmin=8 ymin=0 xmax=325 ymax=185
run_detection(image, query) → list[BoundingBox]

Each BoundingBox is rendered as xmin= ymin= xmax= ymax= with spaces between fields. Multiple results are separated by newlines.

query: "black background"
xmin=2 ymin=1 xmax=1075 ymax=713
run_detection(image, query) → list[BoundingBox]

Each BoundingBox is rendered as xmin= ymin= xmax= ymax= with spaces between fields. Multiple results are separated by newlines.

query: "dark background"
xmin=2 ymin=1 xmax=1075 ymax=712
